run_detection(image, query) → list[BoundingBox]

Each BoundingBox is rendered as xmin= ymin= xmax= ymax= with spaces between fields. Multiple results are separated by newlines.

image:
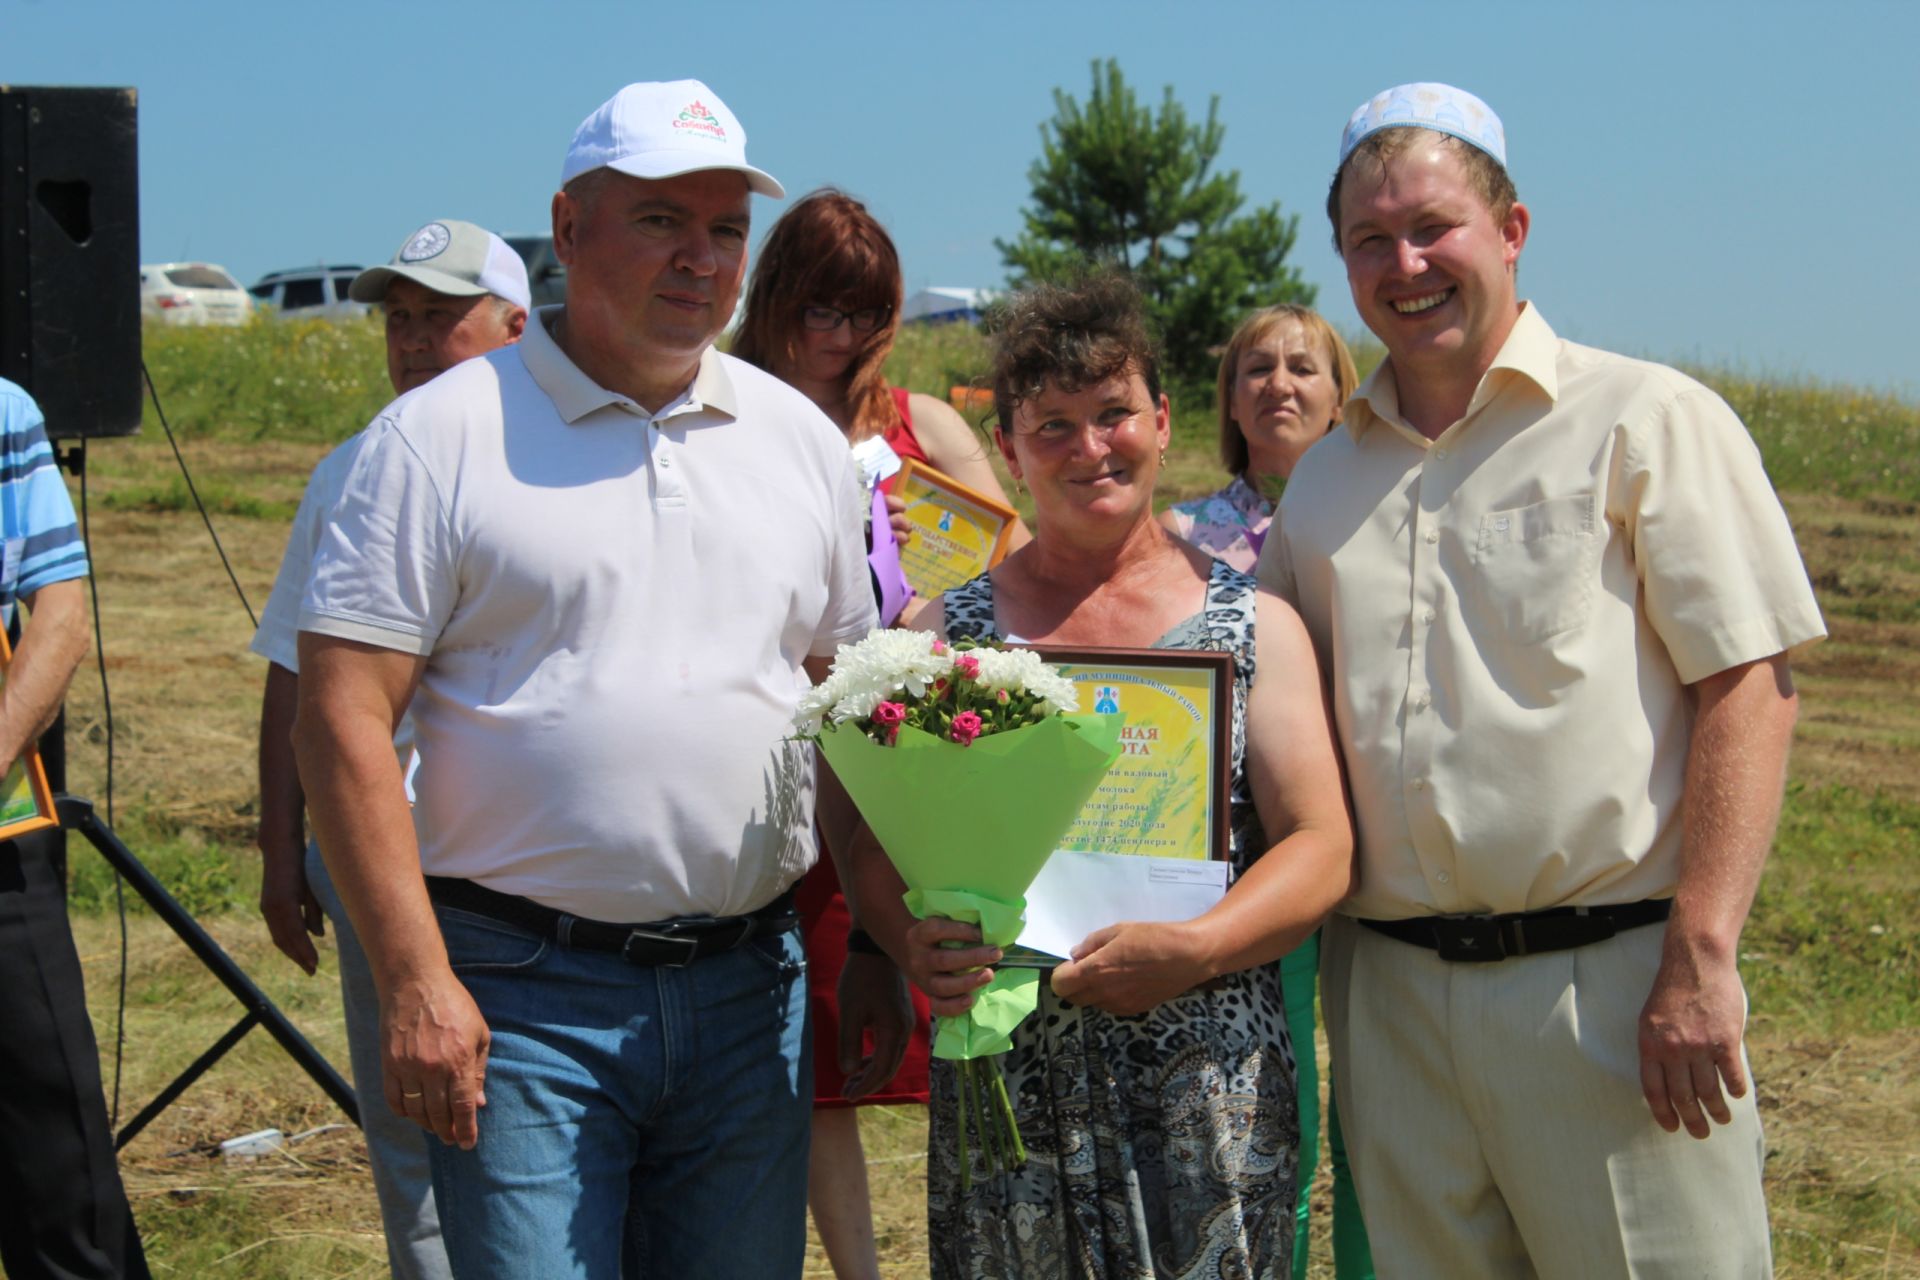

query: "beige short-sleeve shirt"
xmin=1260 ymin=304 xmax=1825 ymax=920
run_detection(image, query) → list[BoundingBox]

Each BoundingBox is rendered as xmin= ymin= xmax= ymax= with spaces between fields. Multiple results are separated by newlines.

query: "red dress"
xmin=878 ymin=386 xmax=931 ymax=491
xmin=802 ymin=385 xmax=932 ymax=1109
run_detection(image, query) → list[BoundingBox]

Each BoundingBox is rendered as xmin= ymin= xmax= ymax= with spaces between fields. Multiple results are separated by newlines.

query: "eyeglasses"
xmin=802 ymin=304 xmax=892 ymax=333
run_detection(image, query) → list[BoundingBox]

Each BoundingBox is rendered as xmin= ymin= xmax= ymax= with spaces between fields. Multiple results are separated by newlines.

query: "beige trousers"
xmin=1320 ymin=914 xmax=1772 ymax=1279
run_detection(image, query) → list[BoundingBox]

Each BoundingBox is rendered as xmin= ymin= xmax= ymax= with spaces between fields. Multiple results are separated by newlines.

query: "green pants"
xmin=1281 ymin=931 xmax=1374 ymax=1280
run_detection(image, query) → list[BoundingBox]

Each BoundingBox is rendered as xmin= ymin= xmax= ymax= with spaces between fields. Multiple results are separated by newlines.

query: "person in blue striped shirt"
xmin=0 ymin=376 xmax=150 ymax=1278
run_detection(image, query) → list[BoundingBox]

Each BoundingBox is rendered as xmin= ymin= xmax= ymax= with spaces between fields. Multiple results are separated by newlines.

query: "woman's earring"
xmin=1158 ymin=450 xmax=1168 ymax=467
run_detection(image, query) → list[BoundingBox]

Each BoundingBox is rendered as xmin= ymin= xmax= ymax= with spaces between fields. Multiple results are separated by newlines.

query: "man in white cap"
xmin=1258 ymin=83 xmax=1824 ymax=1274
xmin=292 ymin=82 xmax=876 ymax=1277
xmin=252 ymin=218 xmax=529 ymax=1280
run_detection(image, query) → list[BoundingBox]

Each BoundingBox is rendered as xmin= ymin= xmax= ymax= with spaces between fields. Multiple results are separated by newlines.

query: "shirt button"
xmin=1424 ymin=529 xmax=1440 ymax=544
xmin=1415 ymin=690 xmax=1432 ymax=708
xmin=1435 ymin=447 xmax=1449 ymax=460
xmin=1412 ymin=778 xmax=1426 ymax=791
xmin=1423 ymin=608 xmax=1436 ymax=624
xmin=1436 ymin=870 xmax=1451 ymax=884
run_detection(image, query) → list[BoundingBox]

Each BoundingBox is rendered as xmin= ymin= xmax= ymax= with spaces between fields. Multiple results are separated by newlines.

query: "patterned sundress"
xmin=929 ymin=557 xmax=1299 ymax=1280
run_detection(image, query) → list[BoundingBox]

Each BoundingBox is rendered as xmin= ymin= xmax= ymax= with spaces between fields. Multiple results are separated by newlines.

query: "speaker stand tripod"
xmin=57 ymin=795 xmax=360 ymax=1148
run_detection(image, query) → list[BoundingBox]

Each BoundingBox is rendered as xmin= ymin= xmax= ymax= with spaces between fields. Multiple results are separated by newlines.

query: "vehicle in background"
xmin=249 ymin=265 xmax=370 ymax=320
xmin=903 ymin=287 xmax=998 ymax=326
xmin=140 ymin=262 xmax=254 ymax=326
xmin=504 ymin=235 xmax=567 ymax=308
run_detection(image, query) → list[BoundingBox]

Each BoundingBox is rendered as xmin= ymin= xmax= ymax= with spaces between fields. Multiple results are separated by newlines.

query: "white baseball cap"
xmin=560 ymin=80 xmax=784 ymax=197
xmin=349 ymin=219 xmax=532 ymax=310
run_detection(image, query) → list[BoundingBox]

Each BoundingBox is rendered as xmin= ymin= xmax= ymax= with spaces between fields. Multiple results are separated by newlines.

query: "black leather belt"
xmin=1358 ymin=899 xmax=1671 ymax=963
xmin=425 ymin=876 xmax=799 ymax=968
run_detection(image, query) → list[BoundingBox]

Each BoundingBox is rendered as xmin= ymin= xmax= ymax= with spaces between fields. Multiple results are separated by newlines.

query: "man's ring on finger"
xmin=401 ymin=1088 xmax=424 ymax=1099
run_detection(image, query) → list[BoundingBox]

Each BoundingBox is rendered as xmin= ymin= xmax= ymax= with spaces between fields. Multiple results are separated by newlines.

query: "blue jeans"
xmin=426 ymin=900 xmax=812 ymax=1280
xmin=306 ymin=844 xmax=452 ymax=1280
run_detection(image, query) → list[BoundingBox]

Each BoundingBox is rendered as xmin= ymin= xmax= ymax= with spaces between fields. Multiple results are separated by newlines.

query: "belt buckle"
xmin=622 ymin=928 xmax=701 ymax=968
xmin=1432 ymin=915 xmax=1507 ymax=962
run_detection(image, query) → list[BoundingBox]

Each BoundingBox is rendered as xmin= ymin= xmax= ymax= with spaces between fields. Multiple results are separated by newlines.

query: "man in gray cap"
xmin=251 ymin=218 xmax=528 ymax=1280
xmin=293 ymin=82 xmax=878 ymax=1277
xmin=1259 ymin=83 xmax=1824 ymax=1274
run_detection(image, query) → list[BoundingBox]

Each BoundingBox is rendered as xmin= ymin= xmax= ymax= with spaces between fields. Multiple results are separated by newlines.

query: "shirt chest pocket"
xmin=1471 ymin=493 xmax=1600 ymax=642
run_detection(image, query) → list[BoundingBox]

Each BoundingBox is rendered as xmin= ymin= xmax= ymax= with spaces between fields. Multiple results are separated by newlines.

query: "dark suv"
xmin=505 ymin=236 xmax=567 ymax=308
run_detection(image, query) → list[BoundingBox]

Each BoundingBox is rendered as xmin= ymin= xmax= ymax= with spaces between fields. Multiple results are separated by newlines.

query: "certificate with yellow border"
xmin=1032 ymin=647 xmax=1232 ymax=862
xmin=0 ymin=627 xmax=60 ymax=842
xmin=891 ymin=459 xmax=1016 ymax=598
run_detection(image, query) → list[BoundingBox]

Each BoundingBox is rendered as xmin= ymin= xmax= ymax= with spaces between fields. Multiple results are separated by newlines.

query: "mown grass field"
xmin=31 ymin=317 xmax=1920 ymax=1276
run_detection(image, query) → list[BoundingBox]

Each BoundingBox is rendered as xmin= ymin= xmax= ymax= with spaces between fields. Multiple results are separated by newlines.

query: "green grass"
xmin=68 ymin=810 xmax=255 ymax=919
xmin=100 ymin=474 xmax=299 ymax=522
xmin=1702 ymin=374 xmax=1920 ymax=504
xmin=141 ymin=316 xmax=392 ymax=443
xmin=1746 ymin=782 xmax=1920 ymax=1036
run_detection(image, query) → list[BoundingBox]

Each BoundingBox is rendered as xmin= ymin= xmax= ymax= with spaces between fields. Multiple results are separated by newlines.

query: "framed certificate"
xmin=891 ymin=458 xmax=1016 ymax=598
xmin=0 ymin=627 xmax=60 ymax=843
xmin=1030 ymin=646 xmax=1233 ymax=862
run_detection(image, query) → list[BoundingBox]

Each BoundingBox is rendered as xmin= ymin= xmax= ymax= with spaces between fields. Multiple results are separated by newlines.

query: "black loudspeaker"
xmin=0 ymin=85 xmax=142 ymax=439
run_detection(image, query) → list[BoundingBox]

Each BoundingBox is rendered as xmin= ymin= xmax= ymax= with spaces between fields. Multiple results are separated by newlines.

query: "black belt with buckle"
xmin=1358 ymin=899 xmax=1671 ymax=962
xmin=425 ymin=876 xmax=799 ymax=968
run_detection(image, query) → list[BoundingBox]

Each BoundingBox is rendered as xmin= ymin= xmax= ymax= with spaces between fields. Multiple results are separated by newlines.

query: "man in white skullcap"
xmin=1258 ymin=82 xmax=1823 ymax=1275
xmin=293 ymin=82 xmax=876 ymax=1277
xmin=252 ymin=217 xmax=530 ymax=1280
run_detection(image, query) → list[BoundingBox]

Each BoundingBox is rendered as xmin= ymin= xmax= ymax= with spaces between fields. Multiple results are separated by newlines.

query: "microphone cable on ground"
xmin=82 ymin=365 xmax=263 ymax=1129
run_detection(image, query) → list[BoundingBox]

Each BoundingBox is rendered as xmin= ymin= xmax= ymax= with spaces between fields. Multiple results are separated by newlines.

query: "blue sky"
xmin=9 ymin=0 xmax=1916 ymax=394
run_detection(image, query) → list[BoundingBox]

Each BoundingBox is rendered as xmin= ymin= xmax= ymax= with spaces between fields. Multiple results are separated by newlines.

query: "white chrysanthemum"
xmin=830 ymin=687 xmax=886 ymax=724
xmin=832 ymin=628 xmax=952 ymax=699
xmin=971 ymin=647 xmax=1080 ymax=714
xmin=793 ymin=629 xmax=1082 ymax=735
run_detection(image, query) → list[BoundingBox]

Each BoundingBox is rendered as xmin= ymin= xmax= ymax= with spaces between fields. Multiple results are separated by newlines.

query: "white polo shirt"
xmin=300 ymin=308 xmax=875 ymax=921
xmin=251 ymin=434 xmax=415 ymax=768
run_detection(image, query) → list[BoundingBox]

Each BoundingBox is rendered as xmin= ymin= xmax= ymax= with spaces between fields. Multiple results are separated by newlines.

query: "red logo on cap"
xmin=673 ymin=100 xmax=727 ymax=141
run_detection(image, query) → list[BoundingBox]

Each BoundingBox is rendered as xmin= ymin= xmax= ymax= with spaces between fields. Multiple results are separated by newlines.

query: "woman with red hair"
xmin=736 ymin=188 xmax=1026 ymax=1280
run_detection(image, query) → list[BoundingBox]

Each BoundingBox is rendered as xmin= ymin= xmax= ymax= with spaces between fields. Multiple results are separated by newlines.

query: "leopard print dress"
xmin=928 ymin=557 xmax=1300 ymax=1280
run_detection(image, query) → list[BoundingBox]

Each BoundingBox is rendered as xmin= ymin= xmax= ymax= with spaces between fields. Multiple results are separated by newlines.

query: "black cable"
xmin=75 ymin=441 xmax=127 ymax=1130
xmin=139 ymin=361 xmax=257 ymax=628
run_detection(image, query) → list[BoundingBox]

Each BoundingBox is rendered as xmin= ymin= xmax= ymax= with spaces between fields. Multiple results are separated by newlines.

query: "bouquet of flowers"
xmin=795 ymin=629 xmax=1123 ymax=1183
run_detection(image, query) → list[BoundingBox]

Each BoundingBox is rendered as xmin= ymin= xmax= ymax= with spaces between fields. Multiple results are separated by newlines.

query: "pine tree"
xmin=997 ymin=60 xmax=1313 ymax=389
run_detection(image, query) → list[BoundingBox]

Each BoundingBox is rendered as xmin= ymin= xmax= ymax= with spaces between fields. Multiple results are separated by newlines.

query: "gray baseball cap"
xmin=349 ymin=219 xmax=532 ymax=309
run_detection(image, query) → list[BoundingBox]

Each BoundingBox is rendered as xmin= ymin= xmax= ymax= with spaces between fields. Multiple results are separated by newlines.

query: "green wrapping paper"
xmin=902 ymin=888 xmax=1037 ymax=1058
xmin=819 ymin=712 xmax=1122 ymax=1061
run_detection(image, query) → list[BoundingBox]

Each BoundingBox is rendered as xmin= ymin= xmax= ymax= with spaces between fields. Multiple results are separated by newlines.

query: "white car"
xmin=249 ymin=265 xmax=370 ymax=320
xmin=140 ymin=262 xmax=254 ymax=326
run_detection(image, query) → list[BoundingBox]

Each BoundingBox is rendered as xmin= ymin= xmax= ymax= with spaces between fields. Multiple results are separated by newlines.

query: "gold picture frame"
xmin=890 ymin=458 xmax=1017 ymax=598
xmin=1027 ymin=646 xmax=1233 ymax=862
xmin=0 ymin=625 xmax=61 ymax=842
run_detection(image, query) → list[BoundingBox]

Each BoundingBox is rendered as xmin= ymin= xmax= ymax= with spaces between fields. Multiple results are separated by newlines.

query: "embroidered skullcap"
xmin=1338 ymin=83 xmax=1506 ymax=167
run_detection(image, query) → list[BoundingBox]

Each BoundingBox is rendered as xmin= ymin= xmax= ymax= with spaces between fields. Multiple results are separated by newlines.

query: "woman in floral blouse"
xmin=1163 ymin=304 xmax=1376 ymax=1280
xmin=1161 ymin=306 xmax=1358 ymax=572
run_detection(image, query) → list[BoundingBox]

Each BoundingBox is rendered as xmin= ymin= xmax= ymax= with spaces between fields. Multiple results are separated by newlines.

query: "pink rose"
xmin=931 ymin=640 xmax=948 ymax=656
xmin=949 ymin=710 xmax=984 ymax=746
xmin=871 ymin=701 xmax=906 ymax=727
xmin=954 ymin=654 xmax=981 ymax=679
xmin=934 ymin=677 xmax=949 ymax=695
xmin=995 ymin=688 xmax=1011 ymax=704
